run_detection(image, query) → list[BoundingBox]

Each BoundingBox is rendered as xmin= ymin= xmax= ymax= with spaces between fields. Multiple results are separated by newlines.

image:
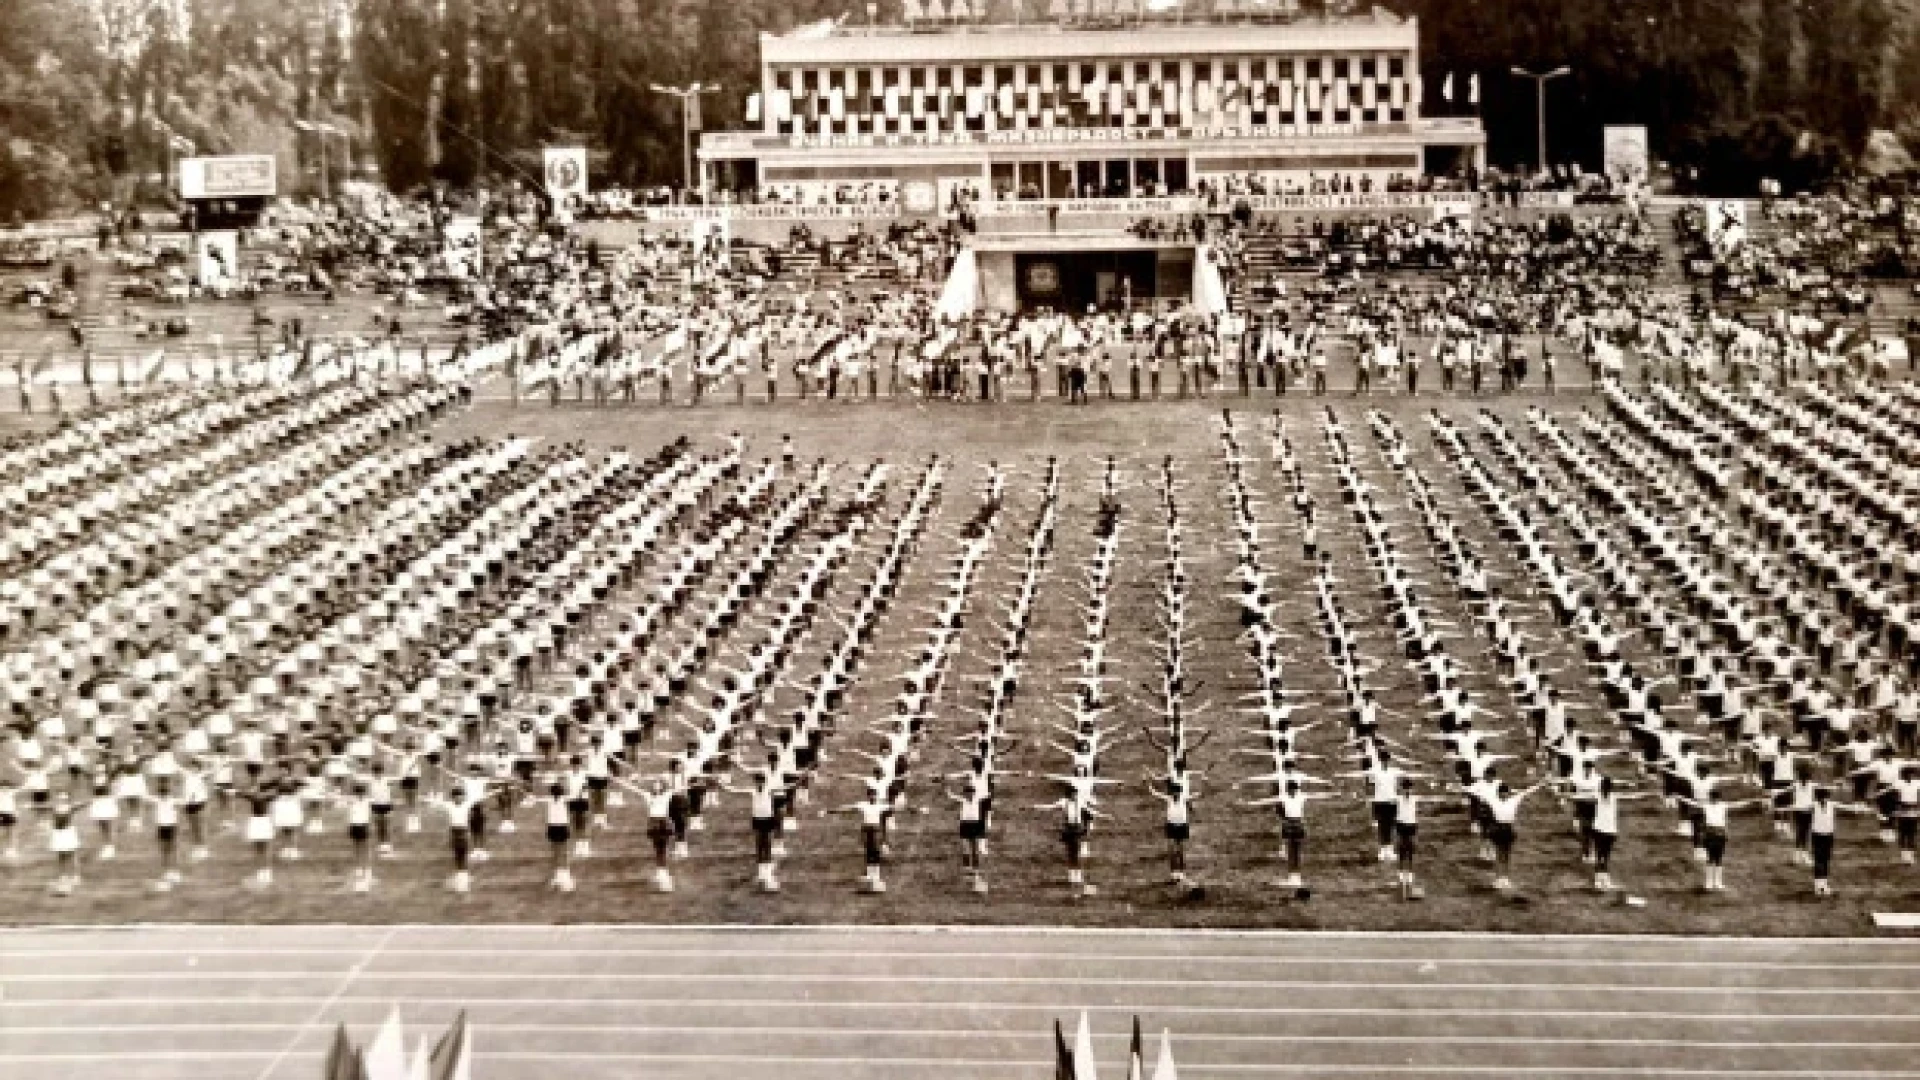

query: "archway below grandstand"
xmin=972 ymin=234 xmax=1196 ymax=315
xmin=1015 ymin=249 xmax=1166 ymax=313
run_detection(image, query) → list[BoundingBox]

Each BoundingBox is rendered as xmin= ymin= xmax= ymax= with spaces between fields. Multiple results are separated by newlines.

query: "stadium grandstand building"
xmin=697 ymin=6 xmax=1486 ymax=208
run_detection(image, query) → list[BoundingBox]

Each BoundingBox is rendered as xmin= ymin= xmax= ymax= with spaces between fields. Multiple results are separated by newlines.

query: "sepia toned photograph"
xmin=1 ymin=0 xmax=1918 ymax=1076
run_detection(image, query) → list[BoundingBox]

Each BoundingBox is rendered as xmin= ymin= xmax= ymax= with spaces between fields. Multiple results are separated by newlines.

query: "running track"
xmin=3 ymin=927 xmax=1918 ymax=1079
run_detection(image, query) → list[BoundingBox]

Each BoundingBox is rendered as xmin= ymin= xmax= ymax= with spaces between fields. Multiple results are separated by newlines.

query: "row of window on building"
xmin=752 ymin=53 xmax=1416 ymax=134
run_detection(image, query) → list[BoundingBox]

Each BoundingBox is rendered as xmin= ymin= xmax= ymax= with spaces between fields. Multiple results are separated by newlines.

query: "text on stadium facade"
xmin=783 ymin=123 xmax=1364 ymax=149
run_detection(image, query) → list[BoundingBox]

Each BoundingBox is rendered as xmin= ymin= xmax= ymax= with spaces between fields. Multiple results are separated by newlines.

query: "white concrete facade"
xmin=698 ymin=12 xmax=1485 ymax=202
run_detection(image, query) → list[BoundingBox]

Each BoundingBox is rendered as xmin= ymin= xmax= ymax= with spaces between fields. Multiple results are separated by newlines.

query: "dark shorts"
xmin=547 ymin=824 xmax=570 ymax=844
xmin=1703 ymin=827 xmax=1729 ymax=863
xmin=1165 ymin=821 xmax=1190 ymax=842
xmin=960 ymin=818 xmax=985 ymax=841
xmin=349 ymin=823 xmax=370 ymax=842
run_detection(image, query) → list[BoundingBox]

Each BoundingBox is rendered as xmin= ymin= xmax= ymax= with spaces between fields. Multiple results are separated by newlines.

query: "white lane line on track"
xmin=7 ymin=1025 xmax=1919 ymax=1050
xmin=6 ymin=999 xmax=1911 ymax=1022
xmin=0 ymin=924 xmax=1907 ymax=943
xmin=6 ymin=1053 xmax=1912 ymax=1077
xmin=5 ymin=947 xmax=1917 ymax=970
xmin=10 ymin=972 xmax=1918 ymax=994
xmin=249 ymin=925 xmax=393 ymax=1080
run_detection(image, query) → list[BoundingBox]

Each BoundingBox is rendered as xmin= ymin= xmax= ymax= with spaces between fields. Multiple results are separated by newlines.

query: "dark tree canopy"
xmin=0 ymin=0 xmax=1914 ymax=217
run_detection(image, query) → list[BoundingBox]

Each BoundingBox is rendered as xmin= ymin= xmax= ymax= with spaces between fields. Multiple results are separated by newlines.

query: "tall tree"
xmin=437 ymin=0 xmax=481 ymax=186
xmin=357 ymin=0 xmax=438 ymax=191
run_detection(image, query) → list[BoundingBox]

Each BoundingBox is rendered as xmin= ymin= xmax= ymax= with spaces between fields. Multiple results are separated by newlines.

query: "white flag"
xmin=1468 ymin=73 xmax=1481 ymax=105
xmin=1441 ymin=72 xmax=1454 ymax=102
xmin=1151 ymin=1030 xmax=1179 ymax=1080
xmin=363 ymin=1008 xmax=408 ymax=1080
xmin=1073 ymin=1011 xmax=1099 ymax=1080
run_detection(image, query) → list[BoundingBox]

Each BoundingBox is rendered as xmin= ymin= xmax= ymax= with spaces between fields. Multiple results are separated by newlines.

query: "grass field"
xmin=3 ymin=379 xmax=1918 ymax=936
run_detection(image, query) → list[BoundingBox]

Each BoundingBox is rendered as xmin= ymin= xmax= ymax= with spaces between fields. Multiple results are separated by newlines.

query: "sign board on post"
xmin=179 ymin=156 xmax=277 ymax=200
xmin=544 ymin=148 xmax=589 ymax=203
xmin=195 ymin=231 xmax=239 ymax=287
xmin=443 ymin=216 xmax=483 ymax=280
xmin=901 ymin=180 xmax=939 ymax=215
xmin=1603 ymin=126 xmax=1650 ymax=186
xmin=1704 ymin=199 xmax=1747 ymax=250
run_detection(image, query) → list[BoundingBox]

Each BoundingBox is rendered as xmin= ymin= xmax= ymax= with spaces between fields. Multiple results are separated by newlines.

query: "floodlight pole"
xmin=651 ymin=83 xmax=722 ymax=201
xmin=1510 ymin=66 xmax=1569 ymax=176
xmin=294 ymin=119 xmax=344 ymax=202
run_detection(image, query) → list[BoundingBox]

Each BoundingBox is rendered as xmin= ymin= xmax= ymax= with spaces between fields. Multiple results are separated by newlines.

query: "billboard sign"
xmin=901 ymin=180 xmax=939 ymax=214
xmin=179 ymin=155 xmax=277 ymax=200
xmin=1603 ymin=126 xmax=1650 ymax=186
xmin=1705 ymin=199 xmax=1747 ymax=250
xmin=196 ymin=231 xmax=239 ymax=286
xmin=544 ymin=147 xmax=589 ymax=201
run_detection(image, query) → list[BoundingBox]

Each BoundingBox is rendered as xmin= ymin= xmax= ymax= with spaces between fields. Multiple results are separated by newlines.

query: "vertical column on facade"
xmin=833 ymin=68 xmax=849 ymax=136
xmin=815 ymin=67 xmax=828 ymax=137
xmin=847 ymin=67 xmax=861 ymax=135
xmin=981 ymin=64 xmax=993 ymax=135
xmin=1064 ymin=61 xmax=1081 ymax=130
xmin=1234 ymin=57 xmax=1251 ymax=129
xmin=1144 ymin=59 xmax=1159 ymax=131
xmin=1177 ymin=58 xmax=1194 ymax=131
xmin=1362 ymin=55 xmax=1378 ymax=123
xmin=951 ymin=63 xmax=966 ymax=135
xmin=1280 ymin=56 xmax=1294 ymax=122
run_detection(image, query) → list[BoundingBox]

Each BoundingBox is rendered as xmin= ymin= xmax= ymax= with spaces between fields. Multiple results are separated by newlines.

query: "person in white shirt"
xmin=1244 ymin=780 xmax=1333 ymax=898
xmin=1678 ymin=788 xmax=1769 ymax=892
xmin=1483 ymin=781 xmax=1548 ymax=892
xmin=1391 ymin=776 xmax=1449 ymax=900
xmin=837 ymin=794 xmax=896 ymax=894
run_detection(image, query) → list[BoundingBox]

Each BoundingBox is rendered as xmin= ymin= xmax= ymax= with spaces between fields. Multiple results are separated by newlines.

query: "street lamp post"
xmin=650 ymin=82 xmax=721 ymax=201
xmin=1510 ymin=66 xmax=1570 ymax=177
xmin=148 ymin=118 xmax=194 ymax=201
xmin=293 ymin=119 xmax=345 ymax=203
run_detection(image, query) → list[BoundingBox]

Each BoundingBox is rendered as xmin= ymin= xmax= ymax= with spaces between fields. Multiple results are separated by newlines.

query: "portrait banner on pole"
xmin=1603 ymin=125 xmax=1650 ymax=186
xmin=543 ymin=147 xmax=589 ymax=202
